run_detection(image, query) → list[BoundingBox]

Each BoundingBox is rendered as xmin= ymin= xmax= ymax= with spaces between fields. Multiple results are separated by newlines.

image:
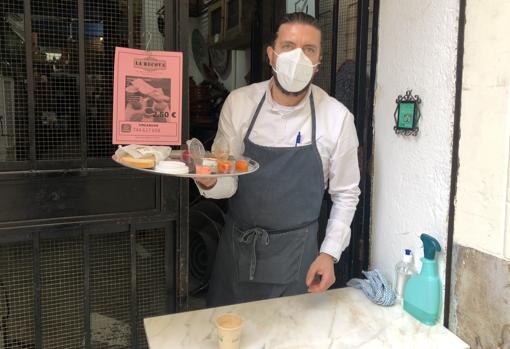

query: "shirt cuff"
xmin=319 ymin=220 xmax=352 ymax=262
xmin=195 ymin=176 xmax=237 ymax=199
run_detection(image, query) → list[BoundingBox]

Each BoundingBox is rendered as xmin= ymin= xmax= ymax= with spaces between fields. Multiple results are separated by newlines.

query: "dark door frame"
xmin=351 ymin=0 xmax=379 ymax=277
xmin=165 ymin=0 xmax=191 ymax=313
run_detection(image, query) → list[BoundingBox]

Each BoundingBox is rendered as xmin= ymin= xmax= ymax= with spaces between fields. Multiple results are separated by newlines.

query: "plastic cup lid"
xmin=155 ymin=161 xmax=189 ymax=174
xmin=186 ymin=138 xmax=205 ymax=161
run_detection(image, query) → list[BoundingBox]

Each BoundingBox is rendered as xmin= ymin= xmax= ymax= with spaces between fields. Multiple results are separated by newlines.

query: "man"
xmin=196 ymin=12 xmax=360 ymax=307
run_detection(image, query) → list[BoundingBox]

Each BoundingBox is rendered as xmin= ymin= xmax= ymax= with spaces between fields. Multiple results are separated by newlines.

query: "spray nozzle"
xmin=421 ymin=234 xmax=441 ymax=260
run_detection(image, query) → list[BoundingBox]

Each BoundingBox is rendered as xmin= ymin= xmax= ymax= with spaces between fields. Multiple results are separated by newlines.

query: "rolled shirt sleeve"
xmin=195 ymin=94 xmax=240 ymax=199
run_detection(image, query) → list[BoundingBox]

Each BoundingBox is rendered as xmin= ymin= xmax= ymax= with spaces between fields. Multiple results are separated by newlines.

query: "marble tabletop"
xmin=144 ymin=287 xmax=469 ymax=349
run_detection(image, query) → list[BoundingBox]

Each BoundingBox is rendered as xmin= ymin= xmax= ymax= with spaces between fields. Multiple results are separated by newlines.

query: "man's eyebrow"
xmin=303 ymin=44 xmax=318 ymax=49
xmin=279 ymin=40 xmax=296 ymax=45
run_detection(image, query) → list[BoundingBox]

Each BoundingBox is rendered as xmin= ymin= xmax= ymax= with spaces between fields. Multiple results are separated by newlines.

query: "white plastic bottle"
xmin=393 ymin=249 xmax=416 ymax=301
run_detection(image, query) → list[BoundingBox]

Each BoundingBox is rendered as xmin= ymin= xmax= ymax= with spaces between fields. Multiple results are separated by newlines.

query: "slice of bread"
xmin=120 ymin=155 xmax=155 ymax=169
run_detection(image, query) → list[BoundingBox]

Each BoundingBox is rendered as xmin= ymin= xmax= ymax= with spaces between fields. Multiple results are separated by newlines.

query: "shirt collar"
xmin=265 ymin=78 xmax=312 ymax=115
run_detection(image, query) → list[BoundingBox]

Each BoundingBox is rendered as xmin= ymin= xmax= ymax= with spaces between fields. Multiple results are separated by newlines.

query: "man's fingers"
xmin=308 ymin=271 xmax=335 ymax=293
xmin=306 ymin=264 xmax=319 ymax=287
xmin=194 ymin=178 xmax=217 ymax=189
xmin=318 ymin=272 xmax=335 ymax=291
xmin=307 ymin=254 xmax=336 ymax=292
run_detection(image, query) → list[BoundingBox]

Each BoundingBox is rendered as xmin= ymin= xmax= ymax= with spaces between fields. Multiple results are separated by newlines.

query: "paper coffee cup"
xmin=215 ymin=313 xmax=243 ymax=349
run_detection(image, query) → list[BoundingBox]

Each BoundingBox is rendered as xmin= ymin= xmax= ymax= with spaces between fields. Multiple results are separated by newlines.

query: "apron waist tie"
xmin=238 ymin=227 xmax=270 ymax=281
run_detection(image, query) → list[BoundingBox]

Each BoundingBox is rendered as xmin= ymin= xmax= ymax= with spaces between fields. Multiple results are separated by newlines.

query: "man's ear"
xmin=315 ymin=56 xmax=322 ymax=72
xmin=267 ymin=45 xmax=275 ymax=67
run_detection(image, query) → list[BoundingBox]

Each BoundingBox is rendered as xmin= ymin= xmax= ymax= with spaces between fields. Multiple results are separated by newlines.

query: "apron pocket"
xmin=235 ymin=225 xmax=309 ymax=285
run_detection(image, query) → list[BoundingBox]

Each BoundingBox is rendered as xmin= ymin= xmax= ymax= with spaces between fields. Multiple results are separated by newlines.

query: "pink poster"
xmin=112 ymin=47 xmax=182 ymax=145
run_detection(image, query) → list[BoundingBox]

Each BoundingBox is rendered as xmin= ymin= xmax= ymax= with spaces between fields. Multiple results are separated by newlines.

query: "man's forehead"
xmin=276 ymin=23 xmax=321 ymax=43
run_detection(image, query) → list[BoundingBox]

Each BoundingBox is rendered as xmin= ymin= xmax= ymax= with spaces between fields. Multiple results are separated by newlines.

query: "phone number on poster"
xmin=133 ymin=127 xmax=161 ymax=133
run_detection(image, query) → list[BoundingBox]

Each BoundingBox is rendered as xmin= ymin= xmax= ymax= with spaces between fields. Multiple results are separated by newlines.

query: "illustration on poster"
xmin=125 ymin=77 xmax=172 ymax=123
xmin=112 ymin=47 xmax=182 ymax=145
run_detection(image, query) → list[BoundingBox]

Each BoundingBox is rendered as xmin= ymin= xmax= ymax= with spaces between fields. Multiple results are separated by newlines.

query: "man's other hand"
xmin=306 ymin=253 xmax=336 ymax=293
xmin=195 ymin=177 xmax=217 ymax=190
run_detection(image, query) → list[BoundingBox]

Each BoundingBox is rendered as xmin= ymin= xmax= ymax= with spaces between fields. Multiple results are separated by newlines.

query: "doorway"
xmin=186 ymin=0 xmax=377 ymax=305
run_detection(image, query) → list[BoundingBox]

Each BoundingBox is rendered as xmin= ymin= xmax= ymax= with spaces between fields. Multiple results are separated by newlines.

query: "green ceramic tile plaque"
xmin=397 ymin=102 xmax=415 ymax=129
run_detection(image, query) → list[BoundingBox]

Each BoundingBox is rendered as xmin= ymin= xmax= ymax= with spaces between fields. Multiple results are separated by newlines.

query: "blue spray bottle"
xmin=403 ymin=234 xmax=441 ymax=325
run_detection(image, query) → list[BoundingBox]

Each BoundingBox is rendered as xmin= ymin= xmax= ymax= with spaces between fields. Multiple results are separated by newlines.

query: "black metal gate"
xmin=0 ymin=1 xmax=189 ymax=348
xmin=0 ymin=221 xmax=175 ymax=349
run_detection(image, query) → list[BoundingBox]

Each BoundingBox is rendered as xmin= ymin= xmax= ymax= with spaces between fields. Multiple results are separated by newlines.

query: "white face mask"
xmin=272 ymin=48 xmax=318 ymax=93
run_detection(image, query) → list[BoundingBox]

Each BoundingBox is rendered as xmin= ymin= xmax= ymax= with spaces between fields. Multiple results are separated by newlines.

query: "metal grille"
xmin=334 ymin=0 xmax=358 ymax=113
xmin=336 ymin=0 xmax=359 ymax=66
xmin=343 ymin=1 xmax=358 ymax=63
xmin=367 ymin=0 xmax=374 ymax=68
xmin=85 ymin=1 xmax=128 ymax=159
xmin=315 ymin=0 xmax=334 ymax=92
xmin=0 ymin=1 xmax=30 ymax=162
xmin=0 ymin=225 xmax=172 ymax=349
xmin=40 ymin=237 xmax=84 ymax=348
xmin=32 ymin=0 xmax=81 ymax=160
xmin=136 ymin=228 xmax=167 ymax=349
xmin=138 ymin=1 xmax=165 ymax=52
xmin=133 ymin=0 xmax=144 ymax=51
xmin=90 ymin=232 xmax=132 ymax=349
xmin=0 ymin=242 xmax=35 ymax=348
xmin=0 ymin=0 xmax=171 ymax=169
xmin=334 ymin=0 xmax=375 ymax=114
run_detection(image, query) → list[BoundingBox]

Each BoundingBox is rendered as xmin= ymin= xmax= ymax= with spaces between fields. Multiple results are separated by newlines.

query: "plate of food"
xmin=112 ymin=150 xmax=259 ymax=178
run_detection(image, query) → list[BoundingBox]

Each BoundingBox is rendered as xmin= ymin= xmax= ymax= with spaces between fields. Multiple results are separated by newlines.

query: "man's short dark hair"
xmin=272 ymin=12 xmax=322 ymax=46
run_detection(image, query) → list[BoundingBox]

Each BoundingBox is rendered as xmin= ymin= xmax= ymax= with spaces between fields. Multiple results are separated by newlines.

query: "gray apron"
xmin=207 ymin=92 xmax=325 ymax=307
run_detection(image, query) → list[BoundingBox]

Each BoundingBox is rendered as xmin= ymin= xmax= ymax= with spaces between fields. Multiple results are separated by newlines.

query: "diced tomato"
xmin=235 ymin=160 xmax=249 ymax=172
xmin=217 ymin=160 xmax=233 ymax=174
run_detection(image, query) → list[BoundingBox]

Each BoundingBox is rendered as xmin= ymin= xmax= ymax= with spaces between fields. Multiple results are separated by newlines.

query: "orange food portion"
xmin=195 ymin=165 xmax=212 ymax=175
xmin=235 ymin=160 xmax=249 ymax=172
xmin=217 ymin=160 xmax=233 ymax=174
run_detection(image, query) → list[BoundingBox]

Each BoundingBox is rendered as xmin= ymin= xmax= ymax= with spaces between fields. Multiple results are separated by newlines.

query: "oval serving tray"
xmin=112 ymin=151 xmax=259 ymax=178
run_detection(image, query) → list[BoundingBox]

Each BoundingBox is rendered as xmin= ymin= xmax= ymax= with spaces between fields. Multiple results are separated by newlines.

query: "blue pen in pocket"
xmin=295 ymin=131 xmax=301 ymax=147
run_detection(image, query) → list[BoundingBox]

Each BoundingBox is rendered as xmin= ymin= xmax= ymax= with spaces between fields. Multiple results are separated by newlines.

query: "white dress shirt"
xmin=196 ymin=79 xmax=360 ymax=261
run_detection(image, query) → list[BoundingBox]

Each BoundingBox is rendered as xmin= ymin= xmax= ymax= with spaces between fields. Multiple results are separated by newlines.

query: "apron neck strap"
xmin=244 ymin=93 xmax=266 ymax=140
xmin=244 ymin=91 xmax=317 ymax=143
xmin=310 ymin=92 xmax=317 ymax=141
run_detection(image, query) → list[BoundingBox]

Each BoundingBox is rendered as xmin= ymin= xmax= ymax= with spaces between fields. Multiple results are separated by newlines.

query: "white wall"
xmin=370 ymin=0 xmax=459 ymax=285
xmin=507 ymin=146 xmax=510 ymax=259
xmin=454 ymin=0 xmax=510 ymax=260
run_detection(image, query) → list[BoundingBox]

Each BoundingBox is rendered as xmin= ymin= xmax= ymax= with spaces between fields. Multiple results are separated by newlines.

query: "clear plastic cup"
xmin=213 ymin=138 xmax=230 ymax=161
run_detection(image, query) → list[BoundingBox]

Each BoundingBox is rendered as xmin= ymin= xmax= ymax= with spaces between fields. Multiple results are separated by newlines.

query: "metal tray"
xmin=112 ymin=151 xmax=259 ymax=178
